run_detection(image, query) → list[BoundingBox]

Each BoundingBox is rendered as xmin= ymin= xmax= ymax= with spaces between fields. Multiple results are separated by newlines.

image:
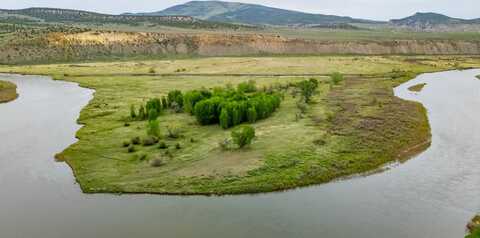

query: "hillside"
xmin=391 ymin=12 xmax=480 ymax=31
xmin=2 ymin=30 xmax=480 ymax=64
xmin=0 ymin=7 xmax=254 ymax=30
xmin=130 ymin=1 xmax=378 ymax=26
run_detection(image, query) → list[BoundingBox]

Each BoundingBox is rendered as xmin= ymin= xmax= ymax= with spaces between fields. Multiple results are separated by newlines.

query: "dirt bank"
xmin=2 ymin=31 xmax=480 ymax=64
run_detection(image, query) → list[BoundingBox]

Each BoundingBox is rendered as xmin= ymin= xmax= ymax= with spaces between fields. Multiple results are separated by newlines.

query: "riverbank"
xmin=0 ymin=80 xmax=18 ymax=103
xmin=0 ymin=56 xmax=478 ymax=195
xmin=467 ymin=215 xmax=480 ymax=238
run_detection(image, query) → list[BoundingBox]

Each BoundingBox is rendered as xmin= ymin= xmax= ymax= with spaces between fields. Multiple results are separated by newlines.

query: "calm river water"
xmin=0 ymin=70 xmax=479 ymax=238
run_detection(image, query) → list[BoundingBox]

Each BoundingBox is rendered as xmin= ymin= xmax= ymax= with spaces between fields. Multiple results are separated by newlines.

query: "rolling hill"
xmin=129 ymin=1 xmax=379 ymax=26
xmin=391 ymin=12 xmax=480 ymax=31
xmin=0 ymin=7 xmax=254 ymax=30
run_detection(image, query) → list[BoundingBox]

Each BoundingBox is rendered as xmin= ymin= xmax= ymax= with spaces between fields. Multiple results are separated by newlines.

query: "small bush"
xmin=149 ymin=67 xmax=156 ymax=74
xmin=150 ymin=158 xmax=164 ymax=167
xmin=167 ymin=90 xmax=183 ymax=110
xmin=231 ymin=125 xmax=255 ymax=148
xmin=139 ymin=154 xmax=147 ymax=161
xmin=298 ymin=80 xmax=317 ymax=103
xmin=331 ymin=72 xmax=344 ymax=85
xmin=237 ymin=80 xmax=257 ymax=93
xmin=139 ymin=105 xmax=149 ymax=120
xmin=147 ymin=119 xmax=160 ymax=137
xmin=219 ymin=108 xmax=230 ymax=129
xmin=247 ymin=107 xmax=257 ymax=123
xmin=142 ymin=136 xmax=159 ymax=146
xmin=127 ymin=145 xmax=136 ymax=153
xmin=158 ymin=141 xmax=168 ymax=149
xmin=166 ymin=123 xmax=182 ymax=138
xmin=130 ymin=105 xmax=136 ymax=119
xmin=131 ymin=136 xmax=141 ymax=145
xmin=122 ymin=141 xmax=131 ymax=147
xmin=175 ymin=143 xmax=182 ymax=150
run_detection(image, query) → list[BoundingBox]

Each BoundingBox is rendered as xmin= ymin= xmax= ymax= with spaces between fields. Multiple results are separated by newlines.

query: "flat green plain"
xmin=1 ymin=55 xmax=479 ymax=195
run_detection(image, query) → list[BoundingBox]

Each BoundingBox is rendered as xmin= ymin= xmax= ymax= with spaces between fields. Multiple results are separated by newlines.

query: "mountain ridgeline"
xmin=128 ymin=1 xmax=378 ymax=26
xmin=0 ymin=7 xmax=255 ymax=30
xmin=390 ymin=12 xmax=480 ymax=31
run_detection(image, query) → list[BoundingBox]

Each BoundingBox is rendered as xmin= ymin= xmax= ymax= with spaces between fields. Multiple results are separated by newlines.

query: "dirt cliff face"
xmin=1 ymin=31 xmax=480 ymax=64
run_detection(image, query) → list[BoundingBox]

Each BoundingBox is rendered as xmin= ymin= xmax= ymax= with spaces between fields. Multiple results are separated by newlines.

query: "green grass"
xmin=1 ymin=56 xmax=479 ymax=195
xmin=467 ymin=228 xmax=480 ymax=238
xmin=408 ymin=83 xmax=427 ymax=92
xmin=0 ymin=80 xmax=17 ymax=103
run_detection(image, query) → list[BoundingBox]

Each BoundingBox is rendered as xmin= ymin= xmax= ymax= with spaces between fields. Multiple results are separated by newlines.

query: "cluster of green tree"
xmin=130 ymin=80 xmax=279 ymax=129
xmin=189 ymin=85 xmax=281 ymax=129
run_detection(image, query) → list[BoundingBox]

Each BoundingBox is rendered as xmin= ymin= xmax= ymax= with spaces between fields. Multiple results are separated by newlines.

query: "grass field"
xmin=1 ymin=55 xmax=479 ymax=195
xmin=0 ymin=80 xmax=17 ymax=103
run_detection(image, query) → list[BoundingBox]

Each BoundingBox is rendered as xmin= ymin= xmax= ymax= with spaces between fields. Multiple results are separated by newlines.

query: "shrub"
xmin=247 ymin=107 xmax=257 ymax=123
xmin=175 ymin=143 xmax=182 ymax=150
xmin=150 ymin=158 xmax=164 ymax=167
xmin=139 ymin=154 xmax=147 ymax=161
xmin=158 ymin=141 xmax=168 ymax=149
xmin=161 ymin=96 xmax=168 ymax=109
xmin=148 ymin=108 xmax=159 ymax=121
xmin=183 ymin=90 xmax=210 ymax=114
xmin=237 ymin=80 xmax=257 ymax=93
xmin=298 ymin=80 xmax=317 ymax=103
xmin=130 ymin=105 xmax=136 ymax=119
xmin=231 ymin=125 xmax=255 ymax=148
xmin=167 ymin=90 xmax=183 ymax=109
xmin=147 ymin=119 xmax=160 ymax=137
xmin=142 ymin=136 xmax=159 ymax=146
xmin=138 ymin=105 xmax=146 ymax=120
xmin=122 ymin=141 xmax=131 ymax=147
xmin=219 ymin=108 xmax=230 ymax=129
xmin=131 ymin=136 xmax=141 ymax=145
xmin=146 ymin=98 xmax=162 ymax=119
xmin=331 ymin=72 xmax=344 ymax=85
xmin=149 ymin=67 xmax=156 ymax=74
xmin=127 ymin=145 xmax=136 ymax=153
xmin=166 ymin=123 xmax=182 ymax=138
xmin=194 ymin=97 xmax=223 ymax=125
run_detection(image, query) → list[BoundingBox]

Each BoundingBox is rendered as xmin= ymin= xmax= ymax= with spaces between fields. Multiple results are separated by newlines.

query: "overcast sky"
xmin=1 ymin=0 xmax=479 ymax=21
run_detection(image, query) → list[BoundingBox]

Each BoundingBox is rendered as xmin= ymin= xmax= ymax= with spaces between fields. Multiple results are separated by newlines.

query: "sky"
xmin=1 ymin=0 xmax=479 ymax=21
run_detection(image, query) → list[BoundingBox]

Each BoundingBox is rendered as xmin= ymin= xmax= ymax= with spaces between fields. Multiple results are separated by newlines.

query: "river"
xmin=0 ymin=70 xmax=479 ymax=238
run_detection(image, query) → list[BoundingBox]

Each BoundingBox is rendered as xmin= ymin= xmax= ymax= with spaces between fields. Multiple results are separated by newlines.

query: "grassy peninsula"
xmin=1 ymin=55 xmax=479 ymax=195
xmin=0 ymin=80 xmax=18 ymax=103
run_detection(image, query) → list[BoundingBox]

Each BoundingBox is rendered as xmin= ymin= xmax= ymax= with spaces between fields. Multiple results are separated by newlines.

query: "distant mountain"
xmin=129 ymin=1 xmax=380 ymax=26
xmin=0 ymin=7 xmax=253 ymax=30
xmin=390 ymin=12 xmax=480 ymax=30
xmin=0 ymin=8 xmax=195 ymax=24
